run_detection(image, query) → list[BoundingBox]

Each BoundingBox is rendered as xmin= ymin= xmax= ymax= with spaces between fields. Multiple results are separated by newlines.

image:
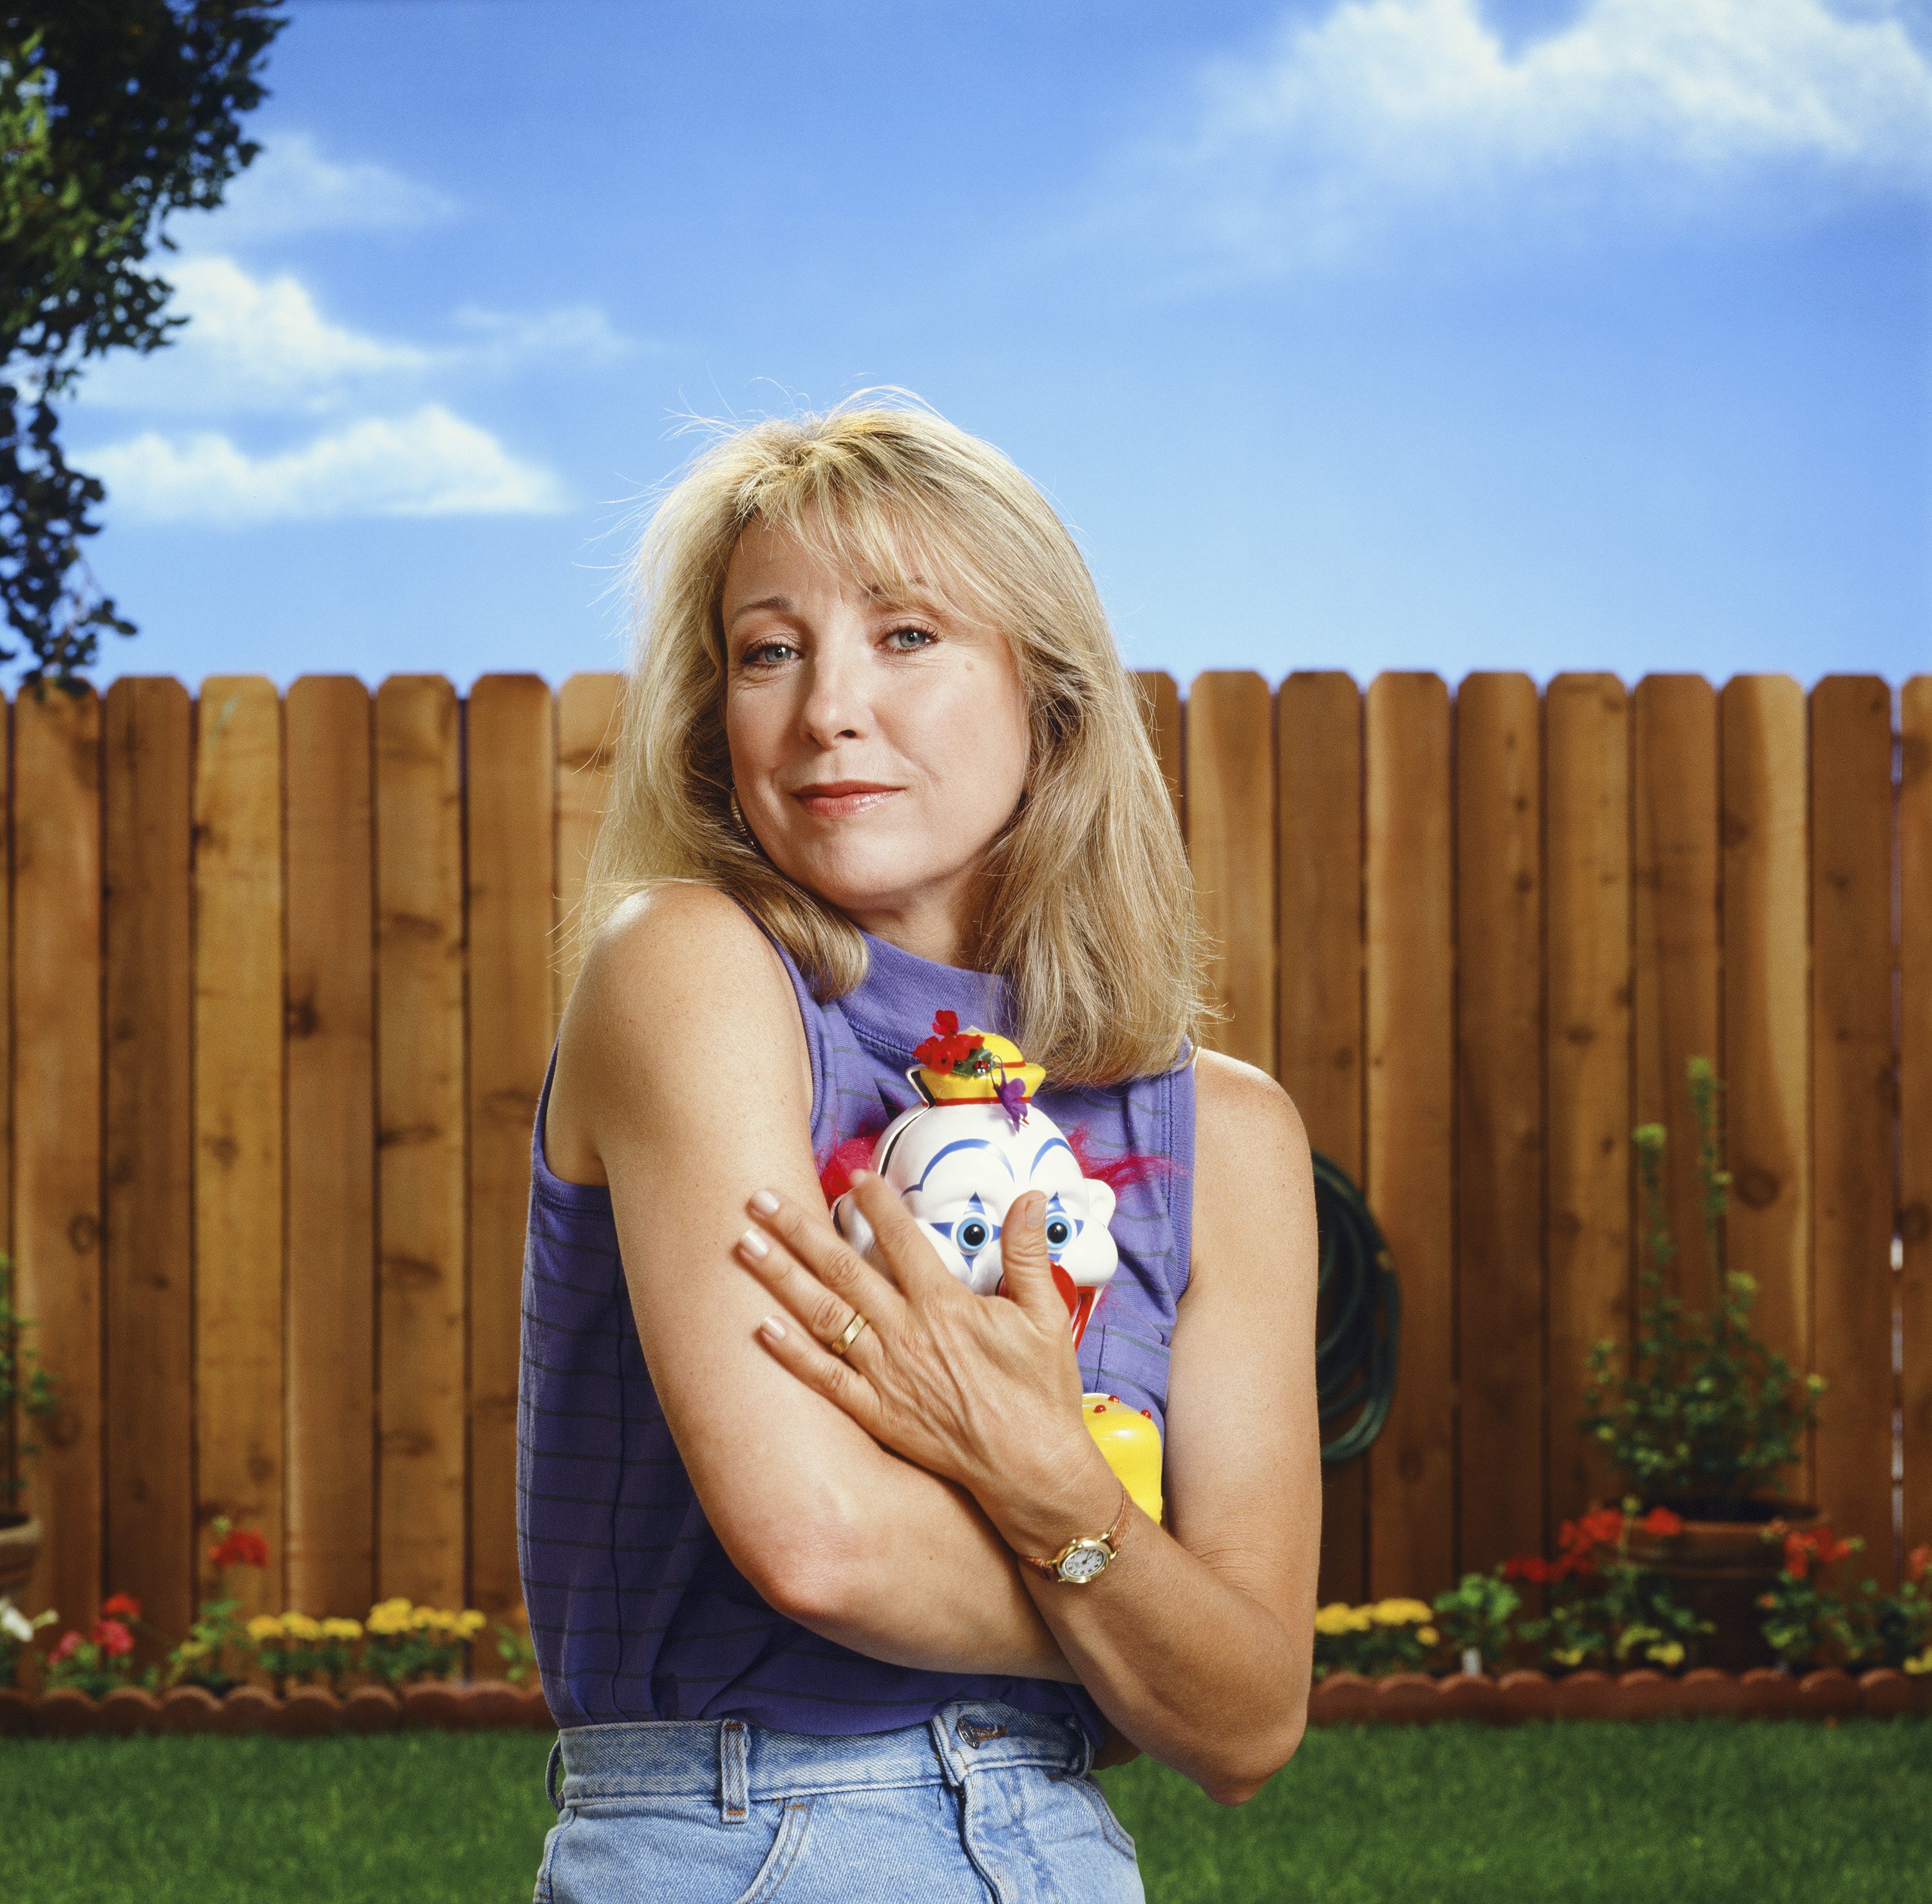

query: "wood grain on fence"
xmin=13 ymin=667 xmax=1929 ymax=1632
xmin=13 ymin=690 xmax=103 ymax=1619
xmin=468 ymin=675 xmax=556 ymax=1653
xmin=554 ymin=672 xmax=622 ymax=1023
xmin=193 ymin=680 xmax=287 ymax=1614
xmin=1544 ymin=674 xmax=1632 ymax=1533
xmin=1186 ymin=672 xmax=1275 ymax=1073
xmin=285 ymin=678 xmax=377 ymax=1618
xmin=1809 ymin=678 xmax=1897 ymax=1582
xmin=1721 ymin=678 xmax=1813 ymax=1493
xmin=1632 ymin=676 xmax=1721 ymax=1301
xmin=1365 ymin=674 xmax=1455 ymax=1594
xmin=102 ymin=680 xmax=195 ymax=1645
xmin=374 ymin=678 xmax=468 ymax=1610
xmin=1455 ymin=673 xmax=1545 ymax=1576
xmin=1903 ymin=678 xmax=1932 ymax=1565
xmin=1277 ymin=672 xmax=1367 ymax=1605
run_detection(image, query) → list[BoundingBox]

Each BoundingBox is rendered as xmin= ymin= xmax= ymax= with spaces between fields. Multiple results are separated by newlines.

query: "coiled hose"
xmin=1312 ymin=1150 xmax=1401 ymax=1467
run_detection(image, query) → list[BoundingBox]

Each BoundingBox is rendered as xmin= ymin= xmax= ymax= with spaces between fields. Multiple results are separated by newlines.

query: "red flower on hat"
xmin=914 ymin=1009 xmax=985 ymax=1074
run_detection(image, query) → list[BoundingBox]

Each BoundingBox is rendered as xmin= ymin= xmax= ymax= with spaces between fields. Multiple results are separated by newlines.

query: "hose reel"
xmin=1312 ymin=1150 xmax=1400 ymax=1467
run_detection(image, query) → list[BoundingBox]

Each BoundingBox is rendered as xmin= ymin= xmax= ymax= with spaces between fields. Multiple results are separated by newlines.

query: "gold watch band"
xmin=1022 ymin=1482 xmax=1133 ymax=1581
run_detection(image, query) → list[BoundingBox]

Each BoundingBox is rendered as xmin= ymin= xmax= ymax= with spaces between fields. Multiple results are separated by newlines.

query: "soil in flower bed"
xmin=1 ymin=1721 xmax=1927 ymax=1904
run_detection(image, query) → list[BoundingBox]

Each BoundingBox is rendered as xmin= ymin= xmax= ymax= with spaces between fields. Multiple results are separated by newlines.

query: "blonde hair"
xmin=582 ymin=394 xmax=1206 ymax=1087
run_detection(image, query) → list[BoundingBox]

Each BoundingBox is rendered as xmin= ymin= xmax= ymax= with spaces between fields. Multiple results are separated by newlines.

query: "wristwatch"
xmin=1021 ymin=1482 xmax=1133 ymax=1585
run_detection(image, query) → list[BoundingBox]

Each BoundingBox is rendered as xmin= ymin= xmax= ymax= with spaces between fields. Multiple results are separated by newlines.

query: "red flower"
xmin=1640 ymin=1507 xmax=1683 ymax=1537
xmin=100 ymin=1592 xmax=142 ymax=1621
xmin=914 ymin=1008 xmax=985 ymax=1074
xmin=1908 ymin=1544 xmax=1931 ymax=1586
xmin=49 ymin=1630 xmax=82 ymax=1664
xmin=208 ymin=1527 xmax=270 ymax=1570
xmin=1502 ymin=1555 xmax=1553 ymax=1584
xmin=91 ymin=1618 xmax=134 ymax=1658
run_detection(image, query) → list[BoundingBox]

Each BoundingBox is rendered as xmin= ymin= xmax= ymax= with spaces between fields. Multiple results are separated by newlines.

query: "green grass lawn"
xmin=0 ymin=1721 xmax=1926 ymax=1903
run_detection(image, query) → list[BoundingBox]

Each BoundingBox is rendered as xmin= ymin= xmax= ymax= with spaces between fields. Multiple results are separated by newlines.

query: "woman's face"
xmin=721 ymin=517 xmax=1031 ymax=960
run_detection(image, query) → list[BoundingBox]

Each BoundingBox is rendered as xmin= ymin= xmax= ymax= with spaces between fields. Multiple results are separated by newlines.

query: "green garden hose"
xmin=1312 ymin=1150 xmax=1400 ymax=1467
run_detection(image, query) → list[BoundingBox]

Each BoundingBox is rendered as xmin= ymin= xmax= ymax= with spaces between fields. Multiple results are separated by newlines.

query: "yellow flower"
xmin=1314 ymin=1603 xmax=1358 ymax=1637
xmin=1904 ymin=1647 xmax=1932 ymax=1677
xmin=1417 ymin=1626 xmax=1439 ymax=1647
xmin=1370 ymin=1599 xmax=1434 ymax=1626
xmin=1553 ymin=1646 xmax=1586 ymax=1668
xmin=1645 ymin=1641 xmax=1685 ymax=1669
xmin=456 ymin=1610 xmax=486 ymax=1638
xmin=247 ymin=1614 xmax=285 ymax=1641
xmin=366 ymin=1597 xmax=415 ymax=1637
xmin=320 ymin=1618 xmax=363 ymax=1642
xmin=283 ymin=1612 xmax=323 ymax=1642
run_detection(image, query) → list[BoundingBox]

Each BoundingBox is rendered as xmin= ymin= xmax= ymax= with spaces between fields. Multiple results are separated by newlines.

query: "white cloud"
xmin=79 ymin=256 xmax=643 ymax=417
xmin=185 ymin=131 xmax=455 ymax=245
xmin=90 ymin=406 xmax=567 ymax=525
xmin=1147 ymin=0 xmax=1932 ymax=266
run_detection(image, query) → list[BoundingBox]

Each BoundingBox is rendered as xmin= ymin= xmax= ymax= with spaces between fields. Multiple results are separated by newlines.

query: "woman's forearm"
xmin=771 ymin=1447 xmax=1081 ymax=1684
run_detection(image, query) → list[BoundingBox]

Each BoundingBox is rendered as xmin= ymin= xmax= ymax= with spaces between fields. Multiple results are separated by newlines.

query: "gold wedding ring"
xmin=832 ymin=1311 xmax=870 ymax=1357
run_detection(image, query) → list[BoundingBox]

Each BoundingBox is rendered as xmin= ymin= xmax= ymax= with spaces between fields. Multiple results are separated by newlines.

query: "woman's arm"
xmin=742 ymin=1051 xmax=1320 ymax=1804
xmin=551 ymin=884 xmax=1082 ymax=1680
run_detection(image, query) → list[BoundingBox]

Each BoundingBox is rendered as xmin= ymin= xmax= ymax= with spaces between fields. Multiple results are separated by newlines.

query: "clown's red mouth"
xmin=998 ymin=1262 xmax=1102 ymax=1349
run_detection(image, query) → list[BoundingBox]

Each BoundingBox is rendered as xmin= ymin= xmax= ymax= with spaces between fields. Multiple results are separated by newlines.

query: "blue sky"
xmin=66 ymin=0 xmax=1932 ymax=690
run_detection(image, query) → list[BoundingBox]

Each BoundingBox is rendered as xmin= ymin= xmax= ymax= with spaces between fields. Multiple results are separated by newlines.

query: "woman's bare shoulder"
xmin=551 ymin=884 xmax=807 ymax=1180
xmin=1186 ymin=1051 xmax=1313 ymax=1293
xmin=1191 ymin=1049 xmax=1307 ymax=1164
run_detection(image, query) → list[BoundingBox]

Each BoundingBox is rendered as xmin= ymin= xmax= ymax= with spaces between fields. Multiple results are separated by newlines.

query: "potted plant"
xmin=1580 ymin=1058 xmax=1824 ymax=1670
xmin=0 ymin=1255 xmax=61 ymax=1596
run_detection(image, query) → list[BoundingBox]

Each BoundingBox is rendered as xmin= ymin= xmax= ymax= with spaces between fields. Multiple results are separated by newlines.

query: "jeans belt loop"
xmin=719 ymin=1718 xmax=750 ymax=1824
xmin=545 ymin=1737 xmax=565 ymax=1816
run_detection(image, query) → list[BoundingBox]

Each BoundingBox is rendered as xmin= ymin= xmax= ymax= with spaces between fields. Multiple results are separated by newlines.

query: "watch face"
xmin=1057 ymin=1541 xmax=1110 ymax=1583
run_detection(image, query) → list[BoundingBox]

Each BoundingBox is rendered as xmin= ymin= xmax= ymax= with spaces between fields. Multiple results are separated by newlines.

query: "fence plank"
xmin=1186 ymin=671 xmax=1276 ymax=1075
xmin=1903 ymin=678 xmax=1932 ymax=1566
xmin=1365 ymin=673 xmax=1455 ymax=1595
xmin=375 ymin=676 xmax=468 ymax=1608
xmin=1278 ymin=672 xmax=1367 ymax=1606
xmin=1544 ymin=674 xmax=1632 ymax=1531
xmin=102 ymin=680 xmax=194 ymax=1646
xmin=554 ymin=672 xmax=623 ymax=1025
xmin=1720 ymin=678 xmax=1812 ymax=1481
xmin=13 ymin=689 xmax=103 ymax=1619
xmin=468 ymin=676 xmax=556 ymax=1653
xmin=1808 ymin=678 xmax=1898 ymax=1581
xmin=193 ymin=679 xmax=287 ymax=1613
xmin=285 ymin=678 xmax=377 ymax=1617
xmin=1633 ymin=676 xmax=1722 ymax=1300
xmin=1134 ymin=670 xmax=1184 ymax=824
xmin=1455 ymin=674 xmax=1545 ymax=1575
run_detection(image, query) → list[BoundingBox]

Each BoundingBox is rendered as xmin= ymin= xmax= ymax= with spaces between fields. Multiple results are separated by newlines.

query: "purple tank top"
xmin=517 ymin=921 xmax=1195 ymax=1740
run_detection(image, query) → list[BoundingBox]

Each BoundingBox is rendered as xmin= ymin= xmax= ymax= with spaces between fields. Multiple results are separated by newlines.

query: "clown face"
xmin=832 ymin=1098 xmax=1118 ymax=1344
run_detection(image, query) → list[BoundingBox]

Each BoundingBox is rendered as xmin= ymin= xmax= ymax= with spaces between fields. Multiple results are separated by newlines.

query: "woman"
xmin=522 ymin=397 xmax=1319 ymax=1903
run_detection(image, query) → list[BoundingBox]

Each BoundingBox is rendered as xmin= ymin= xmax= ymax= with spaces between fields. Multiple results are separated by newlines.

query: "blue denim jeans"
xmin=533 ymin=1698 xmax=1146 ymax=1903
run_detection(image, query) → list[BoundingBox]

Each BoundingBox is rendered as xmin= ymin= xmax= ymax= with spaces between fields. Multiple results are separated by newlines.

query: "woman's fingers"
xmin=741 ymin=1189 xmax=904 ymax=1342
xmin=752 ymin=1310 xmax=883 ymax=1434
xmin=844 ymin=1173 xmax=965 ymax=1302
xmin=988 ymin=1190 xmax=1065 ymax=1336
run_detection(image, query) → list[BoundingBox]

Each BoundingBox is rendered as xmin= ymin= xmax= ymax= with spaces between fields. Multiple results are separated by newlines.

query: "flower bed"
xmin=0 ymin=1679 xmax=556 ymax=1738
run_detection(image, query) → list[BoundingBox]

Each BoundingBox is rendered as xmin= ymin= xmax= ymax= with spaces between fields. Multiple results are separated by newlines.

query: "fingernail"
xmin=739 ymin=1228 xmax=770 ymax=1259
xmin=849 ymin=1170 xmax=872 ymax=1188
xmin=750 ymin=1190 xmax=781 ymax=1215
xmin=1020 ymin=1197 xmax=1044 ymax=1232
xmin=759 ymin=1315 xmax=786 ymax=1341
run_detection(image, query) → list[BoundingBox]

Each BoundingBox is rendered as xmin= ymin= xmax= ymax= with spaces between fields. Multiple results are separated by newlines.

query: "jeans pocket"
xmin=533 ymin=1805 xmax=576 ymax=1903
xmin=1054 ymin=1770 xmax=1139 ymax=1861
xmin=545 ymin=1795 xmax=815 ymax=1904
xmin=730 ymin=1797 xmax=815 ymax=1904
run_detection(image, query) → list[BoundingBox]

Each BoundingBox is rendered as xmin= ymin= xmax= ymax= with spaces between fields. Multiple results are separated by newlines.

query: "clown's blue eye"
xmin=1045 ymin=1217 xmax=1072 ymax=1248
xmin=958 ymin=1217 xmax=991 ymax=1252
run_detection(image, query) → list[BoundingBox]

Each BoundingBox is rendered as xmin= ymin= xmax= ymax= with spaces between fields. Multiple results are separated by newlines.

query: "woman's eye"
xmin=1045 ymin=1217 xmax=1072 ymax=1248
xmin=957 ymin=1218 xmax=990 ymax=1252
xmin=883 ymin=624 xmax=936 ymax=652
xmin=741 ymin=638 xmax=799 ymax=668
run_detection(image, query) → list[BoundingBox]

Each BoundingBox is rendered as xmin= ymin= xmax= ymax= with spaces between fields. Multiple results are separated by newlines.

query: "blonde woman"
xmin=522 ymin=398 xmax=1319 ymax=1903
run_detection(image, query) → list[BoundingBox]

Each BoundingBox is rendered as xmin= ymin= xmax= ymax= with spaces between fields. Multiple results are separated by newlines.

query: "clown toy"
xmin=831 ymin=1010 xmax=1164 ymax=1522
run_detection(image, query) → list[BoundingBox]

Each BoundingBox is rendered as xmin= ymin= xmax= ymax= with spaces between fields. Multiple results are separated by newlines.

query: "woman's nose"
xmin=798 ymin=651 xmax=869 ymax=748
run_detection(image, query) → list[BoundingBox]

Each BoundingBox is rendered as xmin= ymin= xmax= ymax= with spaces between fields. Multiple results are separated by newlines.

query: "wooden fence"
xmin=3 ymin=671 xmax=1927 ymax=1657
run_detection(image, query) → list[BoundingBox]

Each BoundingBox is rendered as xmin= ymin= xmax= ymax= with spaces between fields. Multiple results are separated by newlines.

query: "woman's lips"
xmin=790 ymin=782 xmax=903 ymax=819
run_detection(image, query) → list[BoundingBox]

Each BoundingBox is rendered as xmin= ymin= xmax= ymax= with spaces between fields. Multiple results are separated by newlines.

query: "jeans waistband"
xmin=551 ymin=1699 xmax=1094 ymax=1818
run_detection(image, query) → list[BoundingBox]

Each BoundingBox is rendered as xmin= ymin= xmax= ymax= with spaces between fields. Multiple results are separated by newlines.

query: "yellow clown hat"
xmin=909 ymin=1011 xmax=1046 ymax=1110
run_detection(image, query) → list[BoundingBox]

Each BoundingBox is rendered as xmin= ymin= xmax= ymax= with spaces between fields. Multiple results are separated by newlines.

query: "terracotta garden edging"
xmin=0 ymin=1680 xmax=555 ymax=1739
xmin=1307 ymin=1666 xmax=1932 ymax=1726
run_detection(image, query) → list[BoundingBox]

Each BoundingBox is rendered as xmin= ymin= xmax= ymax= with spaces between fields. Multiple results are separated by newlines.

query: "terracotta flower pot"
xmin=1627 ymin=1501 xmax=1819 ymax=1672
xmin=0 ymin=1512 xmax=41 ymax=1596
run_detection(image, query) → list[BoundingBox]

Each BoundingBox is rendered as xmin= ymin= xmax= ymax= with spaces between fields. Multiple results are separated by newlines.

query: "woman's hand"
xmin=738 ymin=1174 xmax=1096 ymax=1516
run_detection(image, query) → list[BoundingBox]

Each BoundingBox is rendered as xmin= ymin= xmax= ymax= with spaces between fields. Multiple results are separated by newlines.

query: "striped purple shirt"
xmin=516 ymin=923 xmax=1195 ymax=1739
